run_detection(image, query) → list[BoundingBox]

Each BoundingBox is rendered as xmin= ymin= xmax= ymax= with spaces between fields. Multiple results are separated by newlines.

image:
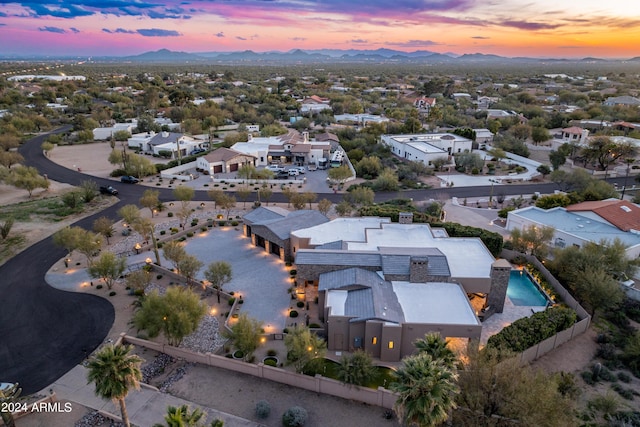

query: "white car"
xmin=291 ymin=166 xmax=306 ymax=174
xmin=265 ymin=165 xmax=285 ymax=172
xmin=288 ymin=169 xmax=299 ymax=176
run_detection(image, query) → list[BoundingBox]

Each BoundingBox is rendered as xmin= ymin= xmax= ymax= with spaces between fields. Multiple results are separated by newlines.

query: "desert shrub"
xmin=267 ymin=349 xmax=278 ymax=357
xmin=218 ymin=221 xmax=227 ymax=227
xmin=612 ymin=384 xmax=635 ymax=400
xmin=309 ymin=323 xmax=321 ymax=329
xmin=255 ymin=400 xmax=271 ymax=419
xmin=581 ymin=370 xmax=595 ymax=385
xmin=282 ymin=406 xmax=307 ymax=427
xmin=160 ymin=230 xmax=166 ymax=235
xmin=156 ymin=274 xmax=163 ymax=280
xmin=109 ymin=291 xmax=116 ymax=296
xmin=186 ymin=232 xmax=194 ymax=238
xmin=231 ymin=221 xmax=239 ymax=226
xmin=296 ymin=301 xmax=304 ymax=308
xmin=228 ymin=297 xmax=236 ymax=306
xmin=289 ymin=310 xmax=299 ymax=318
xmin=264 ymin=359 xmax=278 ymax=367
xmin=618 ymin=372 xmax=632 ymax=383
xmin=168 ymin=212 xmax=174 ymax=217
xmin=96 ymin=284 xmax=103 ymax=289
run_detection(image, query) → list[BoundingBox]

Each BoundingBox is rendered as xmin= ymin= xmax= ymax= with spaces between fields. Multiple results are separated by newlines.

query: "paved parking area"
xmin=182 ymin=227 xmax=291 ymax=333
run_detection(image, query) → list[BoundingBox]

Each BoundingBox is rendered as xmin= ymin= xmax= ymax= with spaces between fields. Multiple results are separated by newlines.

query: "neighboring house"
xmin=299 ymin=96 xmax=333 ymax=113
xmin=560 ymin=126 xmax=590 ymax=144
xmin=242 ymin=207 xmax=329 ymax=261
xmin=568 ymin=119 xmax=611 ymax=132
xmin=231 ymin=130 xmax=331 ymax=167
xmin=476 ymin=96 xmax=499 ymax=110
xmin=196 ymin=147 xmax=255 ymax=175
xmin=290 ymin=216 xmax=508 ymax=362
xmin=93 ymin=123 xmax=135 ymax=141
xmin=604 ymin=96 xmax=640 ymax=107
xmin=451 ymin=93 xmax=472 ymax=103
xmin=334 ymin=114 xmax=389 ymax=126
xmin=612 ymin=121 xmax=639 ymax=134
xmin=486 ymin=110 xmax=528 ymax=124
xmin=381 ymin=133 xmax=473 ymax=166
xmin=506 ymin=200 xmax=640 ymax=259
xmin=127 ymin=131 xmax=202 ymax=158
xmin=413 ymin=97 xmax=437 ymax=114
xmin=474 ymin=128 xmax=495 ymax=145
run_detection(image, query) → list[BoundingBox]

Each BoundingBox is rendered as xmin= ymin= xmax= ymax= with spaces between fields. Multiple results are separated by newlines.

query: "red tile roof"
xmin=566 ymin=200 xmax=640 ymax=231
xmin=562 ymin=126 xmax=584 ymax=134
xmin=203 ymin=147 xmax=253 ymax=163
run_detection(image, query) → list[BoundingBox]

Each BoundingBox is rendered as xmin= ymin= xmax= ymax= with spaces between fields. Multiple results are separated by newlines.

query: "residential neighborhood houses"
xmin=2 ymin=60 xmax=640 ymax=426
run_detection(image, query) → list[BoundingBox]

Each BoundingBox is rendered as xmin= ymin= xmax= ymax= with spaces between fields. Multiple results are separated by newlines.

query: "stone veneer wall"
xmin=487 ymin=259 xmax=511 ymax=313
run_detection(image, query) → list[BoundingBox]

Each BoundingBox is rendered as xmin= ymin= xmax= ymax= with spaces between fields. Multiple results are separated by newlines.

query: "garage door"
xmin=230 ymin=163 xmax=239 ymax=172
xmin=270 ymin=242 xmax=280 ymax=256
xmin=213 ymin=165 xmax=223 ymax=173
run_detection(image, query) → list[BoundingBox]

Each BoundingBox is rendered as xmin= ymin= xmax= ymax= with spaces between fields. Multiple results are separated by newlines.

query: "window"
xmin=372 ymin=337 xmax=378 ymax=345
xmin=388 ymin=341 xmax=394 ymax=349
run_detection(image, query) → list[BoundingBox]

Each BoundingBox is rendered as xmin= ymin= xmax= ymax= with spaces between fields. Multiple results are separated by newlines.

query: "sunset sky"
xmin=0 ymin=0 xmax=639 ymax=58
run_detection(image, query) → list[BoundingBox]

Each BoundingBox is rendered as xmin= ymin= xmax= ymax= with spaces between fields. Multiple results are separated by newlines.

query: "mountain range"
xmin=4 ymin=48 xmax=640 ymax=63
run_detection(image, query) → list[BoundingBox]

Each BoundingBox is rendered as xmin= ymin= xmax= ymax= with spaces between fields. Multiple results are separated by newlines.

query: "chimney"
xmin=409 ymin=256 xmax=429 ymax=283
xmin=398 ymin=212 xmax=413 ymax=224
xmin=302 ymin=131 xmax=309 ymax=143
xmin=247 ymin=133 xmax=253 ymax=142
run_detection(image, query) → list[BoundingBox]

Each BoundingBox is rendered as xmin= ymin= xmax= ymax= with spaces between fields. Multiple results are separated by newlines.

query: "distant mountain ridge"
xmin=4 ymin=48 xmax=639 ymax=63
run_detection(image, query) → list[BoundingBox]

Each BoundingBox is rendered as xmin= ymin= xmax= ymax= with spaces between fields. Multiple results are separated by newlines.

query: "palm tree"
xmin=390 ymin=353 xmax=459 ymax=427
xmin=86 ymin=344 xmax=144 ymax=427
xmin=153 ymin=404 xmax=207 ymax=427
xmin=413 ymin=333 xmax=456 ymax=368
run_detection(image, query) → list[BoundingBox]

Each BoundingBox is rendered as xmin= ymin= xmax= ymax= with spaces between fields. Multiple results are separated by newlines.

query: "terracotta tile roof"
xmin=203 ymin=147 xmax=253 ymax=163
xmin=291 ymin=144 xmax=311 ymax=153
xmin=315 ymin=132 xmax=339 ymax=142
xmin=566 ymin=200 xmax=640 ymax=231
xmin=562 ymin=126 xmax=584 ymax=134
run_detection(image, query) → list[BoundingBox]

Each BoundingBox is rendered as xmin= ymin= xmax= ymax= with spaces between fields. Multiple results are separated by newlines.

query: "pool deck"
xmin=480 ymin=297 xmax=546 ymax=345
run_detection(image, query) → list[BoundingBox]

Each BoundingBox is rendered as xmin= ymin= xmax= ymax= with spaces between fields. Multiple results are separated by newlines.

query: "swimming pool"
xmin=507 ymin=270 xmax=549 ymax=306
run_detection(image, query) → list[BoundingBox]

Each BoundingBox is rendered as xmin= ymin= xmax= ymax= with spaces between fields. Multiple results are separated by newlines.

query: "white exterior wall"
xmin=127 ymin=133 xmax=154 ymax=150
xmin=506 ymin=210 xmax=588 ymax=250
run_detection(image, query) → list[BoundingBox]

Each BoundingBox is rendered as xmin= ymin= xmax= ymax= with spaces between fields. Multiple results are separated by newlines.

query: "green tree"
xmin=531 ymin=127 xmax=551 ymax=144
xmin=131 ymin=217 xmax=162 ymax=266
xmin=80 ymin=180 xmax=98 ymax=203
xmin=414 ymin=333 xmax=456 ymax=368
xmin=510 ymin=225 xmax=555 ymax=258
xmin=0 ymin=217 xmax=14 ymax=241
xmin=582 ymin=136 xmax=635 ymax=172
xmin=284 ymin=325 xmax=327 ymax=373
xmin=535 ymin=193 xmax=572 ymax=209
xmin=163 ymin=240 xmax=187 ymax=272
xmin=317 ymin=198 xmax=332 ymax=216
xmin=390 ymin=352 xmax=459 ymax=427
xmin=258 ymin=186 xmax=273 ymax=206
xmin=93 ymin=216 xmax=115 ymax=245
xmin=335 ymin=200 xmax=352 ymax=217
xmin=217 ymin=193 xmax=236 ymax=218
xmin=236 ymin=187 xmax=252 ymax=209
xmin=204 ymin=261 xmax=233 ymax=303
xmin=327 ymin=165 xmax=352 ymax=186
xmin=574 ymin=266 xmax=624 ymax=317
xmin=75 ymin=229 xmax=102 ymax=266
xmin=86 ymin=344 xmax=143 ymax=427
xmin=126 ymin=269 xmax=152 ymax=292
xmin=345 ymin=186 xmax=374 ymax=206
xmin=178 ymin=254 xmax=204 ymax=288
xmin=41 ymin=141 xmax=54 ymax=157
xmin=88 ymin=251 xmax=127 ymax=290
xmin=355 ymin=156 xmax=383 ymax=178
xmin=140 ymin=189 xmax=160 ymax=218
xmin=373 ymin=168 xmax=400 ymax=191
xmin=118 ymin=204 xmax=141 ymax=226
xmin=548 ymin=150 xmax=566 ymax=171
xmin=52 ymin=226 xmax=81 ymax=257
xmin=337 ymin=350 xmax=377 ymax=387
xmin=6 ymin=166 xmax=49 ymax=197
xmin=133 ymin=287 xmax=207 ymax=346
xmin=224 ymin=313 xmax=263 ymax=362
xmin=173 ymin=186 xmax=195 ymax=228
xmin=453 ymin=345 xmax=576 ymax=426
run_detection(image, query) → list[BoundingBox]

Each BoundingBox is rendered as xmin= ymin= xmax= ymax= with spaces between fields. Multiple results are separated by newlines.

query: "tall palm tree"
xmin=86 ymin=344 xmax=144 ymax=427
xmin=390 ymin=353 xmax=459 ymax=427
xmin=413 ymin=333 xmax=456 ymax=368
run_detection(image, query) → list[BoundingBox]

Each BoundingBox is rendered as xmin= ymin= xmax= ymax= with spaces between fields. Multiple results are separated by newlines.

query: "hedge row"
xmin=486 ymin=306 xmax=577 ymax=353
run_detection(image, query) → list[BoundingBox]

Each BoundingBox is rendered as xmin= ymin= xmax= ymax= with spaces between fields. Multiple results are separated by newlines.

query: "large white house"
xmin=289 ymin=216 xmax=508 ymax=362
xmin=195 ymin=147 xmax=255 ymax=176
xmin=231 ymin=130 xmax=331 ymax=167
xmin=127 ymin=131 xmax=203 ymax=158
xmin=506 ymin=200 xmax=640 ymax=259
xmin=93 ymin=123 xmax=135 ymax=141
xmin=381 ymin=133 xmax=473 ymax=166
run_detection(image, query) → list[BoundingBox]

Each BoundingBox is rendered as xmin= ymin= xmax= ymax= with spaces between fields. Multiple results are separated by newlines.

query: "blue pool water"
xmin=507 ymin=270 xmax=548 ymax=306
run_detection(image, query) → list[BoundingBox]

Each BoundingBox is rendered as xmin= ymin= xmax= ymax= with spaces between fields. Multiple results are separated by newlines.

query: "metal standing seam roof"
xmin=242 ymin=206 xmax=288 ymax=225
xmin=315 ymin=240 xmax=346 ymax=250
xmin=248 ymin=210 xmax=329 ymax=240
xmin=295 ymin=250 xmax=382 ymax=267
xmin=319 ymin=268 xmax=404 ymax=324
xmin=148 ymin=132 xmax=184 ymax=146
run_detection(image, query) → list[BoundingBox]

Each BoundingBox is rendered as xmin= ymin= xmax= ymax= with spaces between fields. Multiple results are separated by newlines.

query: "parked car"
xmin=190 ymin=148 xmax=206 ymax=155
xmin=99 ymin=185 xmax=118 ymax=195
xmin=307 ymin=163 xmax=318 ymax=171
xmin=265 ymin=165 xmax=285 ymax=172
xmin=291 ymin=166 xmax=306 ymax=174
xmin=275 ymin=171 xmax=290 ymax=179
xmin=288 ymin=169 xmax=299 ymax=176
xmin=120 ymin=175 xmax=139 ymax=184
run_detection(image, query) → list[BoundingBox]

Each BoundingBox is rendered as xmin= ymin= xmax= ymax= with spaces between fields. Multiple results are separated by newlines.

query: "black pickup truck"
xmin=99 ymin=185 xmax=118 ymax=195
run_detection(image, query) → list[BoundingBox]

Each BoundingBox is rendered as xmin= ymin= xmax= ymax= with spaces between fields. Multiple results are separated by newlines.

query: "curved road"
xmin=1 ymin=128 xmax=629 ymax=394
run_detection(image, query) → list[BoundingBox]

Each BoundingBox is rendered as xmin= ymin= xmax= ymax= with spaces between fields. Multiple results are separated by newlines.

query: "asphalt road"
xmin=2 ymin=127 xmax=629 ymax=394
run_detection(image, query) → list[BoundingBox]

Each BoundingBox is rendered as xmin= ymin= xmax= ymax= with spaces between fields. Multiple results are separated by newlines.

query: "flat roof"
xmin=393 ymin=281 xmax=480 ymax=325
xmin=511 ymin=207 xmax=640 ymax=248
xmin=406 ymin=141 xmax=446 ymax=154
xmin=291 ymin=217 xmax=390 ymax=245
xmin=346 ymin=223 xmax=494 ymax=278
